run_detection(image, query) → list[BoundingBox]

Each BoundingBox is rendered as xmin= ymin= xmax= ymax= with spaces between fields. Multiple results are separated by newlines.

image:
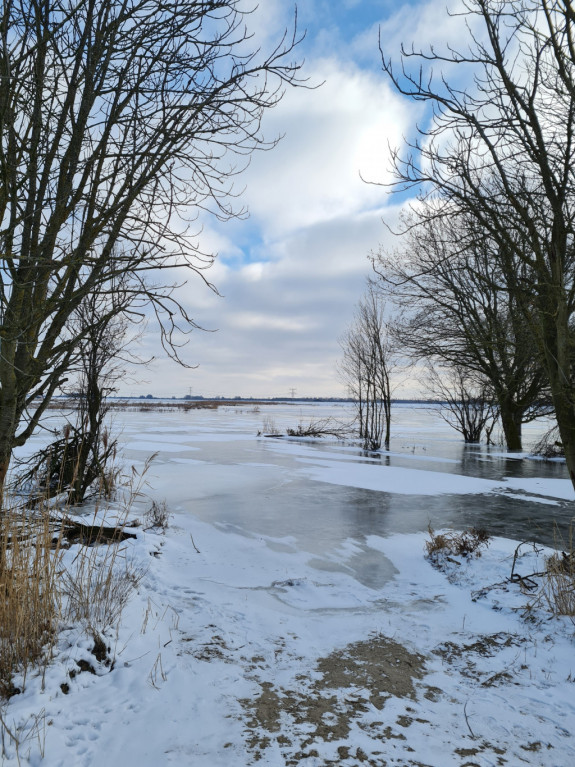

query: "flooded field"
xmin=107 ymin=402 xmax=574 ymax=572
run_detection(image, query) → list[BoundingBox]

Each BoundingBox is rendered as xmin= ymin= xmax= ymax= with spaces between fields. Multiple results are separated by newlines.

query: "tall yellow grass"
xmin=0 ymin=506 xmax=63 ymax=698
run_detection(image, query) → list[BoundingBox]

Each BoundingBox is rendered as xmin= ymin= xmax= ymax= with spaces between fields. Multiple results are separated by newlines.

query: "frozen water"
xmin=117 ymin=403 xmax=573 ymax=565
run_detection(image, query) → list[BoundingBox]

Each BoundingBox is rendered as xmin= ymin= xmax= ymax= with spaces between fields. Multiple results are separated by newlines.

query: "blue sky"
xmin=128 ymin=0 xmax=458 ymax=399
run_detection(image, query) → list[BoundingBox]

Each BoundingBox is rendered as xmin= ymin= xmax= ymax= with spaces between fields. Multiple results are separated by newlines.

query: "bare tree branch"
xmin=0 ymin=0 xmax=306 ymax=484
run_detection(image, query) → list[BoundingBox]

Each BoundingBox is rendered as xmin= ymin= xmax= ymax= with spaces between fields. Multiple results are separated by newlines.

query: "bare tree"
xmin=340 ymin=286 xmax=396 ymax=450
xmin=0 ymin=0 xmax=304 ymax=486
xmin=380 ymin=0 xmax=575 ymax=487
xmin=64 ymin=288 xmax=141 ymax=503
xmin=426 ymin=365 xmax=499 ymax=444
xmin=13 ymin=285 xmax=140 ymax=503
xmin=374 ymin=206 xmax=550 ymax=450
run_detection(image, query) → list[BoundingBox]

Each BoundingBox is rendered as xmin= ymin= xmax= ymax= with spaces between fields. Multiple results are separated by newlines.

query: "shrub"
xmin=262 ymin=416 xmax=281 ymax=436
xmin=61 ymin=525 xmax=146 ymax=640
xmin=286 ymin=417 xmax=349 ymax=438
xmin=143 ymin=500 xmax=171 ymax=531
xmin=532 ymin=425 xmax=564 ymax=459
xmin=425 ymin=525 xmax=490 ymax=562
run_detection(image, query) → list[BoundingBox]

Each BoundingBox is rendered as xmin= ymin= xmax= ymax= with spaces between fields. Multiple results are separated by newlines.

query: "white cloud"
xmin=236 ymin=57 xmax=420 ymax=238
xmin=133 ymin=201 xmax=407 ymax=398
xmin=372 ymin=0 xmax=475 ymax=59
xmin=121 ymin=6 xmax=428 ymax=399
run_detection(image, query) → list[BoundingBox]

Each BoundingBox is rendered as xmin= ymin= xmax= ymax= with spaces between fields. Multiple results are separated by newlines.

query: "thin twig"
xmin=463 ymin=700 xmax=476 ymax=739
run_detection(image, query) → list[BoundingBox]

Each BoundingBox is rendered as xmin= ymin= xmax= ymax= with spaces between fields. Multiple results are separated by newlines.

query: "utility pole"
xmin=289 ymin=388 xmax=296 ymax=399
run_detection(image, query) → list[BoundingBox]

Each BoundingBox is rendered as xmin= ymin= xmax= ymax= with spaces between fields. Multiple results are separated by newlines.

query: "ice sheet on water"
xmin=501 ymin=475 xmax=574 ymax=500
xmin=123 ymin=440 xmax=198 ymax=452
xmin=296 ymin=456 xmax=499 ymax=495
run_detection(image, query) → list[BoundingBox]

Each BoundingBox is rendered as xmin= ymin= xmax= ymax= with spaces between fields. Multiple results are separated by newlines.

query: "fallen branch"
xmin=58 ymin=517 xmax=137 ymax=546
xmin=509 ymin=541 xmax=546 ymax=591
xmin=285 ymin=417 xmax=351 ymax=439
xmin=463 ymin=700 xmax=476 ymax=739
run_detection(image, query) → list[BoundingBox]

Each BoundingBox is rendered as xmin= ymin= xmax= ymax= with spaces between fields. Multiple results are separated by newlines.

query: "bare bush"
xmin=425 ymin=526 xmax=491 ymax=565
xmin=143 ymin=501 xmax=172 ymax=532
xmin=13 ymin=424 xmax=122 ymax=506
xmin=286 ymin=418 xmax=350 ymax=438
xmin=261 ymin=416 xmax=281 ymax=436
xmin=532 ymin=426 xmax=564 ymax=459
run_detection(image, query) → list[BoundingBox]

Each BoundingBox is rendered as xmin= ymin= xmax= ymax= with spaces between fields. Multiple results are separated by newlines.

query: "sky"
xmin=126 ymin=0 xmax=461 ymax=399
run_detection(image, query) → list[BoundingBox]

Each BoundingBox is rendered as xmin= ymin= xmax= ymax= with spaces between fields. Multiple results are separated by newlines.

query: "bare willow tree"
xmin=374 ymin=207 xmax=550 ymax=450
xmin=426 ymin=365 xmax=499 ymax=444
xmin=340 ymin=286 xmax=396 ymax=450
xmin=0 ymin=0 xmax=304 ymax=485
xmin=380 ymin=0 xmax=575 ymax=487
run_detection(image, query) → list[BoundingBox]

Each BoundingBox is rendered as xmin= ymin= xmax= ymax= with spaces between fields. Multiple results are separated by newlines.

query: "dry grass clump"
xmin=0 ymin=503 xmax=144 ymax=698
xmin=59 ymin=487 xmax=147 ymax=647
xmin=143 ymin=499 xmax=171 ymax=531
xmin=425 ymin=525 xmax=490 ymax=562
xmin=261 ymin=416 xmax=281 ymax=436
xmin=540 ymin=548 xmax=575 ymax=623
xmin=62 ymin=538 xmax=145 ymax=641
xmin=0 ymin=507 xmax=63 ymax=698
xmin=0 ymin=457 xmax=149 ymax=699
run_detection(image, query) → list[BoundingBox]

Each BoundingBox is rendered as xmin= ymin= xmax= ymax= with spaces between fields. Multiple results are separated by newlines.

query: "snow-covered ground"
xmin=2 ymin=404 xmax=574 ymax=766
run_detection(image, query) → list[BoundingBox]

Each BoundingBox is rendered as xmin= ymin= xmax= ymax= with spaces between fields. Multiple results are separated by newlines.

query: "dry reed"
xmin=539 ymin=527 xmax=575 ymax=623
xmin=62 ymin=527 xmax=145 ymax=639
xmin=0 ymin=506 xmax=63 ymax=698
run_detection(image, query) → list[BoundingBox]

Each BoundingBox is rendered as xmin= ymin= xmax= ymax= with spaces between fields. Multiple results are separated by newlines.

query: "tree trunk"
xmin=540 ymin=291 xmax=575 ymax=489
xmin=0 ymin=355 xmax=20 ymax=494
xmin=498 ymin=400 xmax=523 ymax=451
xmin=0 ymin=450 xmax=10 ymax=495
xmin=547 ymin=377 xmax=575 ymax=489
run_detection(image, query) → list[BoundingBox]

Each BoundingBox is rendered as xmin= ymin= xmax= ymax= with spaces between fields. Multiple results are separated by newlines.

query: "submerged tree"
xmin=380 ymin=0 xmax=575 ymax=486
xmin=374 ymin=207 xmax=551 ymax=450
xmin=340 ymin=286 xmax=396 ymax=450
xmin=0 ymin=0 xmax=304 ymax=485
xmin=426 ymin=365 xmax=499 ymax=444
